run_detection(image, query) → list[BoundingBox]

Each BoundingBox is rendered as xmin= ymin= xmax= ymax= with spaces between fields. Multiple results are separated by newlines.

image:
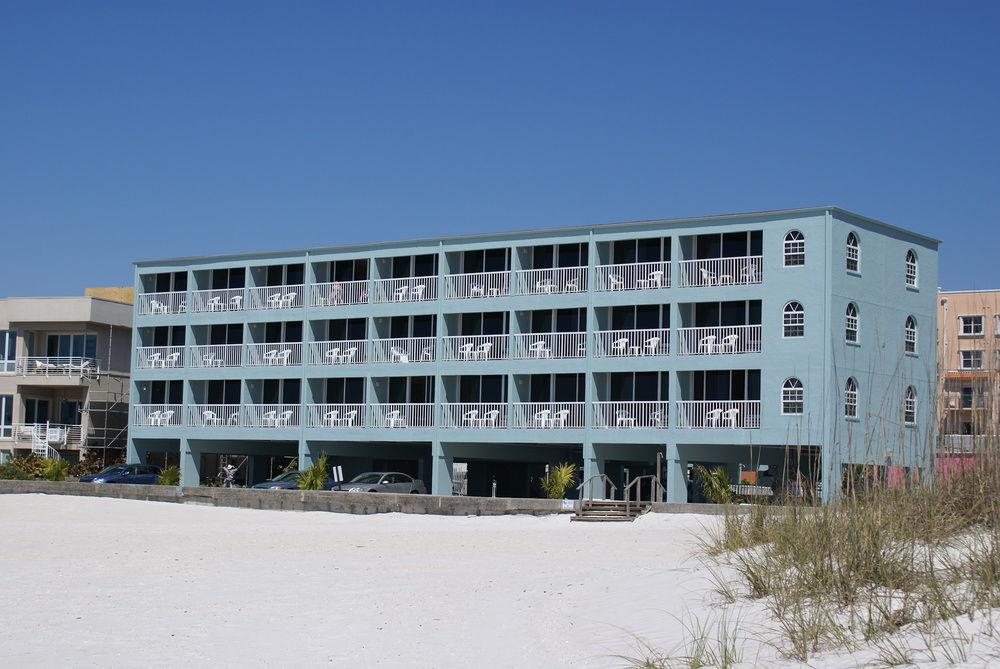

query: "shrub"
xmin=11 ymin=454 xmax=45 ymax=479
xmin=157 ymin=465 xmax=180 ymax=486
xmin=298 ymin=454 xmax=328 ymax=491
xmin=694 ymin=465 xmax=733 ymax=504
xmin=539 ymin=462 xmax=577 ymax=499
xmin=0 ymin=463 xmax=31 ymax=480
xmin=42 ymin=458 xmax=70 ymax=482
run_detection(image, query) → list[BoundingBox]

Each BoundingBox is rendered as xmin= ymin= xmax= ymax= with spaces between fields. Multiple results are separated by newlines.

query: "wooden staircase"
xmin=571 ymin=499 xmax=649 ymax=522
xmin=571 ymin=474 xmax=665 ymax=523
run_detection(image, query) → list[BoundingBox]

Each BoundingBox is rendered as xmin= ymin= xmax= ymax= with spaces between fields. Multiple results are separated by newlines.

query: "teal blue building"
xmin=128 ymin=207 xmax=939 ymax=501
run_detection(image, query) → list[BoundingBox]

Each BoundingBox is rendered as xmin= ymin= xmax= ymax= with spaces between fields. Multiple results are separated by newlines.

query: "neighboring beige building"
xmin=937 ymin=289 xmax=1000 ymax=451
xmin=0 ymin=293 xmax=132 ymax=462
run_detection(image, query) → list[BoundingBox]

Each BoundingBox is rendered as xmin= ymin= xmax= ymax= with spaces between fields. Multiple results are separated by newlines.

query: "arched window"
xmin=905 ymin=316 xmax=917 ymax=354
xmin=783 ymin=230 xmax=805 ymax=267
xmin=846 ymin=232 xmax=860 ymax=272
xmin=905 ymin=249 xmax=918 ymax=287
xmin=845 ymin=303 xmax=859 ymax=343
xmin=782 ymin=378 xmax=804 ymax=414
xmin=904 ymin=386 xmax=917 ymax=425
xmin=783 ymin=301 xmax=805 ymax=337
xmin=845 ymin=378 xmax=858 ymax=418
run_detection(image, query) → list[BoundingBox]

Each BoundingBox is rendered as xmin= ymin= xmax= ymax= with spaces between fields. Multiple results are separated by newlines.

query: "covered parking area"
xmin=433 ymin=441 xmax=583 ymax=498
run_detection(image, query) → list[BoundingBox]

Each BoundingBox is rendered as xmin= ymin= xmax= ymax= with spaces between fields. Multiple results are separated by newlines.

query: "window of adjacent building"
xmin=783 ymin=301 xmax=804 ymax=338
xmin=0 ymin=395 xmax=11 ymax=437
xmin=961 ymin=350 xmax=984 ymax=369
xmin=783 ymin=231 xmax=805 ymax=267
xmin=960 ymin=315 xmax=984 ymax=336
xmin=46 ymin=334 xmax=97 ymax=360
xmin=781 ymin=378 xmax=804 ymax=414
xmin=0 ymin=330 xmax=15 ymax=372
xmin=905 ymin=250 xmax=918 ymax=287
xmin=845 ymin=303 xmax=859 ymax=343
xmin=960 ymin=386 xmax=974 ymax=409
xmin=904 ymin=387 xmax=917 ymax=425
xmin=844 ymin=378 xmax=858 ymax=419
xmin=23 ymin=398 xmax=50 ymax=424
xmin=846 ymin=232 xmax=860 ymax=273
xmin=905 ymin=316 xmax=918 ymax=354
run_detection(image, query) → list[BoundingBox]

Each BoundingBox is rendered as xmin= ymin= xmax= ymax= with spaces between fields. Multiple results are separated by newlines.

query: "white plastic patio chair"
xmin=469 ymin=284 xmax=484 ymax=297
xmin=615 ymin=410 xmax=636 ymax=428
xmin=457 ymin=343 xmax=476 ymax=360
xmin=276 ymin=349 xmax=293 ymax=365
xmin=147 ymin=352 xmax=163 ymax=368
xmin=158 ymin=410 xmax=174 ymax=426
xmin=482 ymin=409 xmax=500 ymax=427
xmin=390 ymin=346 xmax=409 ymax=363
xmin=385 ymin=410 xmax=406 ymax=428
xmin=322 ymin=410 xmax=340 ymax=427
xmin=203 ymin=352 xmax=221 ymax=367
xmin=699 ymin=268 xmax=716 ymax=286
xmin=462 ymin=409 xmax=480 ymax=427
xmin=392 ymin=286 xmax=409 ymax=301
xmin=266 ymin=293 xmax=283 ymax=309
xmin=227 ymin=411 xmax=239 ymax=426
xmin=564 ymin=278 xmax=580 ymax=292
xmin=721 ymin=408 xmax=740 ymax=428
xmin=535 ymin=279 xmax=554 ymax=293
xmin=644 ymin=336 xmax=661 ymax=355
xmin=411 ymin=284 xmax=426 ymax=300
xmin=147 ymin=410 xmax=162 ymax=426
xmin=476 ymin=342 xmax=493 ymax=359
xmin=646 ymin=270 xmax=664 ymax=288
xmin=698 ymin=335 xmax=717 ymax=354
xmin=740 ymin=263 xmax=760 ymax=283
xmin=276 ymin=410 xmax=294 ymax=426
xmin=551 ymin=409 xmax=570 ymax=428
xmin=650 ymin=410 xmax=664 ymax=428
xmin=704 ymin=408 xmax=723 ymax=427
xmin=608 ymin=274 xmax=624 ymax=290
xmin=339 ymin=347 xmax=358 ymax=363
xmin=324 ymin=347 xmax=341 ymax=364
xmin=229 ymin=295 xmax=243 ymax=310
xmin=150 ymin=300 xmax=167 ymax=314
xmin=202 ymin=410 xmax=220 ymax=426
xmin=207 ymin=296 xmax=224 ymax=311
xmin=164 ymin=352 xmax=181 ymax=367
xmin=281 ymin=292 xmax=297 ymax=308
xmin=532 ymin=409 xmax=552 ymax=428
xmin=340 ymin=410 xmax=358 ymax=426
xmin=718 ymin=334 xmax=739 ymax=354
xmin=261 ymin=410 xmax=277 ymax=427
xmin=262 ymin=350 xmax=278 ymax=365
xmin=421 ymin=345 xmax=434 ymax=361
xmin=611 ymin=337 xmax=629 ymax=356
xmin=528 ymin=340 xmax=551 ymax=358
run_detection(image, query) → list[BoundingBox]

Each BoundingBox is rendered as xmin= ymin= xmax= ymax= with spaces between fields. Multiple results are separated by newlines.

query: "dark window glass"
xmin=461 ymin=313 xmax=483 ymax=336
xmin=266 ymin=265 xmax=283 ymax=286
xmin=155 ymin=273 xmax=171 ymax=293
xmin=696 ymin=303 xmax=720 ymax=328
xmin=554 ymin=374 xmax=581 ymax=402
xmin=611 ymin=306 xmax=635 ymax=330
xmin=698 ymin=234 xmax=721 ymax=260
xmin=412 ymin=315 xmax=435 ymax=338
xmin=721 ymin=301 xmax=746 ymax=327
xmin=414 ymin=254 xmax=436 ymax=277
xmin=750 ymin=231 xmax=763 ymax=256
xmin=484 ymin=248 xmax=509 ymax=272
xmin=533 ymin=246 xmax=553 ymax=269
xmin=286 ymin=264 xmax=304 ymax=285
xmin=229 ymin=268 xmax=245 ymax=288
xmin=529 ymin=375 xmax=551 ymax=402
xmin=556 ymin=308 xmax=582 ymax=333
xmin=263 ymin=379 xmax=280 ymax=404
xmin=748 ymin=301 xmax=762 ymax=325
xmin=207 ymin=380 xmax=225 ymax=404
xmin=265 ymin=322 xmax=282 ymax=343
xmin=390 ymin=317 xmax=409 ymax=339
xmin=610 ymin=374 xmax=632 ymax=401
xmin=463 ymin=250 xmax=484 ymax=274
xmin=481 ymin=375 xmax=505 ymax=402
xmin=747 ymin=370 xmax=761 ymax=400
xmin=634 ymin=372 xmax=658 ymax=401
xmin=613 ymin=240 xmax=636 ymax=264
xmin=635 ymin=305 xmax=660 ymax=330
xmin=531 ymin=311 xmax=552 ymax=333
xmin=284 ymin=322 xmax=303 ymax=342
xmin=392 ymin=256 xmax=411 ymax=279
xmin=150 ymin=381 xmax=166 ymax=405
xmin=153 ymin=327 xmax=169 ymax=347
xmin=637 ymin=238 xmax=663 ymax=263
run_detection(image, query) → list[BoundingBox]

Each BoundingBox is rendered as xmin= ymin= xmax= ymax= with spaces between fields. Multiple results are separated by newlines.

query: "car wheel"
xmin=410 ymin=490 xmax=420 ymax=494
xmin=369 ymin=489 xmax=378 ymax=493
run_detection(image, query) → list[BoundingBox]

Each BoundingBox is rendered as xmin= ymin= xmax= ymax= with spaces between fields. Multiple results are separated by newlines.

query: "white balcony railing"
xmin=675 ymin=400 xmax=761 ymax=429
xmin=16 ymin=356 xmax=100 ymax=378
xmin=370 ymin=403 xmax=435 ymax=428
xmin=307 ymin=340 xmax=367 ymax=365
xmin=132 ymin=404 xmax=183 ymax=427
xmin=511 ymin=402 xmax=585 ymax=429
xmin=440 ymin=403 xmax=508 ymax=428
xmin=679 ymin=256 xmax=763 ymax=287
xmin=189 ymin=344 xmax=244 ymax=368
xmin=246 ymin=285 xmax=305 ymax=310
xmin=513 ymin=267 xmax=587 ymax=295
xmin=306 ymin=403 xmax=367 ymax=428
xmin=245 ymin=342 xmax=303 ymax=366
xmin=244 ymin=404 xmax=301 ymax=428
xmin=593 ymin=329 xmax=669 ymax=357
xmin=441 ymin=334 xmax=509 ymax=361
xmin=372 ymin=277 xmax=437 ymax=303
xmin=677 ymin=325 xmax=762 ymax=355
xmin=135 ymin=346 xmax=185 ymax=369
xmin=187 ymin=404 xmax=241 ymax=427
xmin=310 ymin=280 xmax=370 ymax=307
xmin=510 ymin=332 xmax=586 ymax=359
xmin=443 ymin=271 xmax=510 ymax=299
xmin=190 ymin=288 xmax=246 ymax=313
xmin=595 ymin=261 xmax=670 ymax=292
xmin=370 ymin=337 xmax=436 ymax=364
xmin=593 ymin=401 xmax=668 ymax=429
xmin=137 ymin=291 xmax=187 ymax=316
xmin=12 ymin=423 xmax=85 ymax=448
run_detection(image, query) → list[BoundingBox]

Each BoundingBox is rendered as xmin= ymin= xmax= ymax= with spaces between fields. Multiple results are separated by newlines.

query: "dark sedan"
xmin=80 ymin=464 xmax=162 ymax=485
xmin=252 ymin=471 xmax=342 ymax=490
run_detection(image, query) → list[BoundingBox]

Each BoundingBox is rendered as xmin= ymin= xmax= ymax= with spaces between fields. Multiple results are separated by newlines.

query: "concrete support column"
xmin=430 ymin=440 xmax=453 ymax=496
xmin=582 ymin=442 xmax=606 ymax=499
xmin=298 ymin=439 xmax=313 ymax=469
xmin=180 ymin=438 xmax=200 ymax=487
xmin=665 ymin=443 xmax=687 ymax=503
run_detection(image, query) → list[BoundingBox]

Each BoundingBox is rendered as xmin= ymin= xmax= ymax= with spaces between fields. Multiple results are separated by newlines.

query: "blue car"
xmin=79 ymin=464 xmax=162 ymax=485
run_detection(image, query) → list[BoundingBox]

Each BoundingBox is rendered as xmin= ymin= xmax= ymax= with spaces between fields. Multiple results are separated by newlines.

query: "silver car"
xmin=343 ymin=472 xmax=427 ymax=494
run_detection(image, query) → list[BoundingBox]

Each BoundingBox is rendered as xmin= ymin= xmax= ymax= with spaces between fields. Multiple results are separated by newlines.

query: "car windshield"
xmin=96 ymin=466 xmax=127 ymax=476
xmin=270 ymin=472 xmax=301 ymax=483
xmin=350 ymin=473 xmax=383 ymax=484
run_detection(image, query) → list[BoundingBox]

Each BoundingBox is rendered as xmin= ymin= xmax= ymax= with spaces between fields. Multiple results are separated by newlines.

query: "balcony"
xmin=443 ymin=271 xmax=510 ymax=300
xmin=372 ymin=277 xmax=437 ymax=303
xmin=246 ymin=285 xmax=304 ymax=310
xmin=307 ymin=340 xmax=367 ymax=365
xmin=187 ymin=404 xmax=241 ymax=427
xmin=675 ymin=400 xmax=761 ymax=429
xmin=12 ymin=423 xmax=86 ymax=448
xmin=244 ymin=404 xmax=301 ymax=428
xmin=370 ymin=403 xmax=434 ymax=428
xmin=132 ymin=404 xmax=183 ymax=427
xmin=190 ymin=288 xmax=245 ymax=313
xmin=510 ymin=402 xmax=585 ymax=429
xmin=593 ymin=329 xmax=669 ymax=357
xmin=440 ymin=403 xmax=508 ymax=428
xmin=441 ymin=334 xmax=509 ymax=361
xmin=679 ymin=256 xmax=762 ymax=288
xmin=595 ymin=261 xmax=670 ymax=292
xmin=677 ymin=325 xmax=762 ymax=355
xmin=306 ymin=403 xmax=366 ymax=428
xmin=370 ymin=337 xmax=436 ymax=363
xmin=310 ymin=280 xmax=370 ymax=307
xmin=188 ymin=344 xmax=243 ymax=368
xmin=593 ymin=401 xmax=668 ymax=429
xmin=510 ymin=332 xmax=586 ymax=359
xmin=16 ymin=356 xmax=100 ymax=379
xmin=137 ymin=291 xmax=187 ymax=316
xmin=136 ymin=346 xmax=185 ymax=369
xmin=245 ymin=342 xmax=303 ymax=367
xmin=513 ymin=267 xmax=587 ymax=295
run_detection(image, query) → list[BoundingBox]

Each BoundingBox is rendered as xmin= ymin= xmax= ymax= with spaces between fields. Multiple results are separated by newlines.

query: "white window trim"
xmin=904 ymin=387 xmax=917 ymax=426
xmin=905 ymin=250 xmax=918 ymax=289
xmin=783 ymin=231 xmax=805 ymax=267
xmin=845 ymin=304 xmax=859 ymax=344
xmin=844 ymin=379 xmax=859 ymax=419
xmin=782 ymin=301 xmax=805 ymax=338
xmin=960 ymin=350 xmax=984 ymax=370
xmin=846 ymin=233 xmax=860 ymax=274
xmin=781 ymin=378 xmax=804 ymax=415
xmin=905 ymin=317 xmax=918 ymax=355
xmin=958 ymin=315 xmax=985 ymax=337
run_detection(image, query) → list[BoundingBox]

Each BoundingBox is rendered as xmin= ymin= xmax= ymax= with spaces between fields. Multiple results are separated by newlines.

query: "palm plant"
xmin=157 ymin=465 xmax=180 ymax=486
xmin=694 ymin=465 xmax=733 ymax=504
xmin=297 ymin=454 xmax=328 ymax=491
xmin=539 ymin=462 xmax=578 ymax=499
xmin=42 ymin=458 xmax=69 ymax=482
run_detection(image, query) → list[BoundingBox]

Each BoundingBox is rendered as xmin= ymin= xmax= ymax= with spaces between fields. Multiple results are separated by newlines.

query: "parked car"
xmin=251 ymin=470 xmax=344 ymax=490
xmin=339 ymin=472 xmax=427 ymax=494
xmin=80 ymin=464 xmax=162 ymax=485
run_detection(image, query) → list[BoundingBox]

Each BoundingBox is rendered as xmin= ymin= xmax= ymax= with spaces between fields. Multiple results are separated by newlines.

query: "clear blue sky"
xmin=2 ymin=1 xmax=997 ymax=295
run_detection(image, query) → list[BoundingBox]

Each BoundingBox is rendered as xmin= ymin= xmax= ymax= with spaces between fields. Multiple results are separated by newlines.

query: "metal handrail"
xmin=575 ymin=474 xmax=617 ymax=512
xmin=624 ymin=475 xmax=665 ymax=515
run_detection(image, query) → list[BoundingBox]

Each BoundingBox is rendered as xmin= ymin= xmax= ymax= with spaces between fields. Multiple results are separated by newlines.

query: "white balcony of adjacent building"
xmin=132 ymin=404 xmax=183 ymax=427
xmin=310 ymin=280 xmax=370 ymax=307
xmin=245 ymin=342 xmax=304 ymax=367
xmin=306 ymin=403 xmax=367 ymax=428
xmin=592 ymin=401 xmax=669 ymax=429
xmin=510 ymin=402 xmax=585 ymax=429
xmin=244 ymin=403 xmax=302 ymax=428
xmin=307 ymin=340 xmax=367 ymax=366
xmin=190 ymin=288 xmax=246 ymax=313
xmin=137 ymin=291 xmax=187 ymax=316
xmin=246 ymin=285 xmax=305 ymax=310
xmin=679 ymin=256 xmax=763 ymax=288
xmin=371 ymin=277 xmax=438 ymax=304
xmin=15 ymin=356 xmax=101 ymax=379
xmin=677 ymin=325 xmax=762 ymax=355
xmin=592 ymin=329 xmax=669 ymax=358
xmin=369 ymin=403 xmax=435 ymax=428
xmin=443 ymin=271 xmax=511 ymax=300
xmin=513 ymin=267 xmax=587 ymax=295
xmin=675 ymin=400 xmax=761 ymax=429
xmin=440 ymin=403 xmax=508 ymax=428
xmin=187 ymin=404 xmax=242 ymax=427
xmin=188 ymin=343 xmax=244 ymax=368
xmin=135 ymin=346 xmax=185 ymax=369
xmin=370 ymin=337 xmax=436 ymax=364
xmin=11 ymin=423 xmax=86 ymax=449
xmin=441 ymin=334 xmax=509 ymax=361
xmin=510 ymin=332 xmax=586 ymax=359
xmin=594 ymin=261 xmax=671 ymax=292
